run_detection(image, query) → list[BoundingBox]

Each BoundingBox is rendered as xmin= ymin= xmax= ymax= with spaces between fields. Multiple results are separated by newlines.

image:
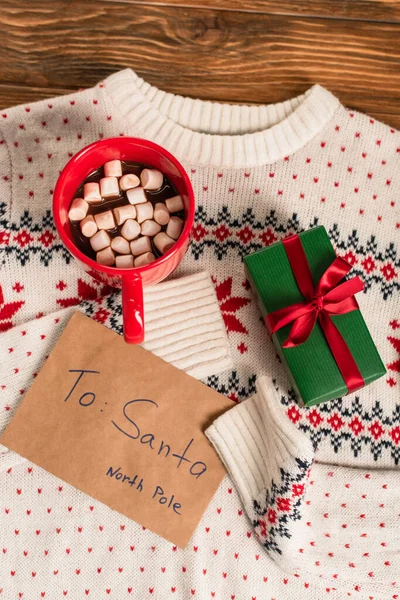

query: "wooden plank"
xmin=107 ymin=0 xmax=400 ymax=23
xmin=0 ymin=0 xmax=399 ymax=120
xmin=376 ymin=113 xmax=400 ymax=129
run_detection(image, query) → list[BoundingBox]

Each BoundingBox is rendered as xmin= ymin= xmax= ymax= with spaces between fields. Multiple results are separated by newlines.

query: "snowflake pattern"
xmin=213 ymin=276 xmax=251 ymax=334
xmin=0 ymin=284 xmax=25 ymax=332
xmin=56 ymin=278 xmax=113 ymax=309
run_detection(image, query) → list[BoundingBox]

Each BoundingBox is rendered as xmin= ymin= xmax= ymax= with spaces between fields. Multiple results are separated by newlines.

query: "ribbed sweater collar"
xmin=103 ymin=69 xmax=341 ymax=168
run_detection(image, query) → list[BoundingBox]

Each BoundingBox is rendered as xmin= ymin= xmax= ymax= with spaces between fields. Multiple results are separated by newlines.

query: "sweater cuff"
xmin=205 ymin=377 xmax=315 ymax=516
xmin=142 ymin=272 xmax=232 ymax=378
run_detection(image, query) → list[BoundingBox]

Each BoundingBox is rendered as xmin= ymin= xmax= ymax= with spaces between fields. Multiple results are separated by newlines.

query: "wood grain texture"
xmin=0 ymin=0 xmax=399 ymax=131
xmin=111 ymin=0 xmax=400 ymax=22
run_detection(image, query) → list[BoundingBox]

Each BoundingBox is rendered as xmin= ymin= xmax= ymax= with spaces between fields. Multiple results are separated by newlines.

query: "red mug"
xmin=53 ymin=137 xmax=195 ymax=344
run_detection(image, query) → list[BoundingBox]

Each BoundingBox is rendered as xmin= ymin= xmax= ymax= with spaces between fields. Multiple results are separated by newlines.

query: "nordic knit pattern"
xmin=0 ymin=69 xmax=399 ymax=599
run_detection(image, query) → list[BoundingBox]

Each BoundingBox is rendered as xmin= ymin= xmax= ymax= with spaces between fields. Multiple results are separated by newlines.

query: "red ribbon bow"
xmin=265 ymin=234 xmax=365 ymax=394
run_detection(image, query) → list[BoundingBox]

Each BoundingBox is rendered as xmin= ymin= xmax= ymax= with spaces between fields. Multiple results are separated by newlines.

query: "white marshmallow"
xmin=84 ymin=182 xmax=101 ymax=203
xmin=116 ymin=254 xmax=134 ymax=269
xmin=141 ymin=220 xmax=161 ymax=237
xmin=90 ymin=229 xmax=110 ymax=252
xmin=154 ymin=202 xmax=170 ymax=226
xmin=165 ymin=195 xmax=184 ymax=213
xmin=119 ymin=173 xmax=140 ymax=191
xmin=140 ymin=168 xmax=164 ymax=190
xmin=153 ymin=232 xmax=175 ymax=255
xmin=113 ymin=204 xmax=136 ymax=226
xmin=136 ymin=202 xmax=153 ymax=224
xmin=96 ymin=247 xmax=115 ymax=266
xmin=104 ymin=160 xmax=122 ymax=177
xmin=121 ymin=219 xmax=141 ymax=241
xmin=126 ymin=187 xmax=147 ymax=205
xmin=166 ymin=216 xmax=184 ymax=240
xmin=100 ymin=177 xmax=120 ymax=199
xmin=69 ymin=198 xmax=89 ymax=221
xmin=135 ymin=252 xmax=156 ymax=267
xmin=130 ymin=236 xmax=152 ymax=256
xmin=94 ymin=210 xmax=115 ymax=231
xmin=111 ymin=236 xmax=131 ymax=255
xmin=80 ymin=215 xmax=98 ymax=238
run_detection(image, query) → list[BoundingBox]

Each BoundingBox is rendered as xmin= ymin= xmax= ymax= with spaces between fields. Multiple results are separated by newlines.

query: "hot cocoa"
xmin=68 ymin=160 xmax=185 ymax=268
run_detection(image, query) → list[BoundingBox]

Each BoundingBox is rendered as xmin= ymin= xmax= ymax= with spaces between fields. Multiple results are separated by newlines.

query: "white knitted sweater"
xmin=0 ymin=69 xmax=399 ymax=599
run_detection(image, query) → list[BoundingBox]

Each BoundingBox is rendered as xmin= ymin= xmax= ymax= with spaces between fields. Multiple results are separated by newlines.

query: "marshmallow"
xmin=84 ymin=182 xmax=101 ymax=204
xmin=126 ymin=187 xmax=147 ymax=205
xmin=166 ymin=216 xmax=184 ymax=240
xmin=135 ymin=252 xmax=156 ymax=267
xmin=154 ymin=202 xmax=170 ymax=226
xmin=96 ymin=247 xmax=115 ymax=266
xmin=111 ymin=236 xmax=131 ymax=255
xmin=119 ymin=173 xmax=140 ymax=191
xmin=116 ymin=254 xmax=134 ymax=269
xmin=121 ymin=219 xmax=141 ymax=241
xmin=90 ymin=229 xmax=110 ymax=252
xmin=130 ymin=236 xmax=152 ymax=256
xmin=100 ymin=177 xmax=120 ymax=199
xmin=153 ymin=232 xmax=175 ymax=255
xmin=94 ymin=210 xmax=115 ymax=231
xmin=113 ymin=204 xmax=136 ymax=226
xmin=140 ymin=168 xmax=164 ymax=190
xmin=165 ymin=195 xmax=184 ymax=213
xmin=136 ymin=202 xmax=154 ymax=224
xmin=80 ymin=215 xmax=98 ymax=238
xmin=104 ymin=160 xmax=122 ymax=178
xmin=141 ymin=220 xmax=161 ymax=237
xmin=69 ymin=198 xmax=89 ymax=221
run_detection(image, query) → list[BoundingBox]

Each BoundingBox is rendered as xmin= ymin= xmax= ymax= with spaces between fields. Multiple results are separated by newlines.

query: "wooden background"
xmin=0 ymin=0 xmax=399 ymax=127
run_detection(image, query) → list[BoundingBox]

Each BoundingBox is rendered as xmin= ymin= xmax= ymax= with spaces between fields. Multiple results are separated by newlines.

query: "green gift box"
xmin=244 ymin=226 xmax=386 ymax=406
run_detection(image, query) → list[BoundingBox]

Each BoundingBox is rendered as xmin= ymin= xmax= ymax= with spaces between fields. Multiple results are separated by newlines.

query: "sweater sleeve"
xmin=206 ymin=377 xmax=315 ymax=554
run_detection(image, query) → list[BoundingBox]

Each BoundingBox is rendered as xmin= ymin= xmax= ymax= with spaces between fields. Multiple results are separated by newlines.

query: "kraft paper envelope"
xmin=0 ymin=311 xmax=233 ymax=547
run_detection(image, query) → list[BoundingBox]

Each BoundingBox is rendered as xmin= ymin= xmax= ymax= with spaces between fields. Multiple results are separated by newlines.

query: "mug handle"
xmin=121 ymin=274 xmax=145 ymax=344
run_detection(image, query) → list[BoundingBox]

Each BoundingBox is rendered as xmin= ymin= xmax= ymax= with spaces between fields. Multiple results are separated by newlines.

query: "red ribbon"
xmin=265 ymin=234 xmax=365 ymax=394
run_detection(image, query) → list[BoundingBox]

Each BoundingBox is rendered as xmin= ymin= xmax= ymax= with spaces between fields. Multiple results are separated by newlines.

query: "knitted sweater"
xmin=0 ymin=69 xmax=399 ymax=600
